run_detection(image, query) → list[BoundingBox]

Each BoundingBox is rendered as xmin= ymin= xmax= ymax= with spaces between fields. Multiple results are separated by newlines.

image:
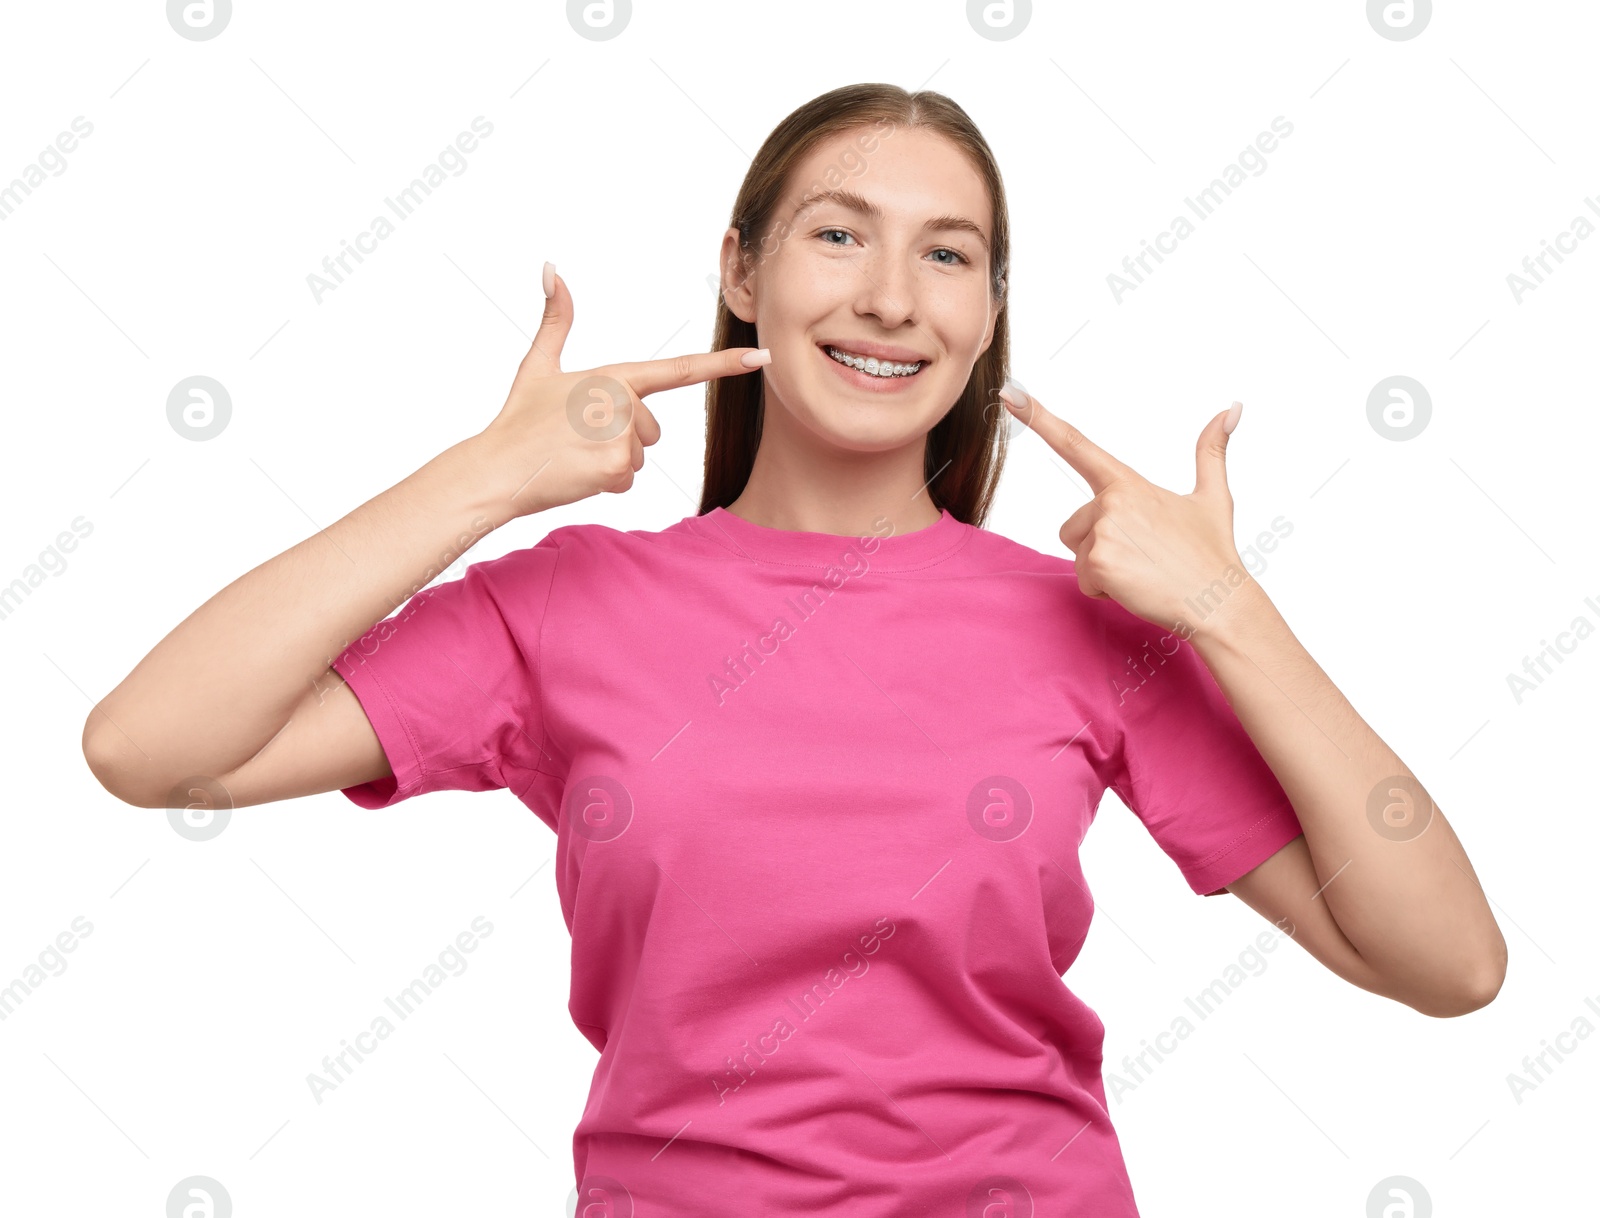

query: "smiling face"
xmin=721 ymin=125 xmax=1000 ymax=454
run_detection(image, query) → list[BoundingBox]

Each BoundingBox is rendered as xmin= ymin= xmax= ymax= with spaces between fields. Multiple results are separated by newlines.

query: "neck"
xmin=724 ymin=400 xmax=944 ymax=535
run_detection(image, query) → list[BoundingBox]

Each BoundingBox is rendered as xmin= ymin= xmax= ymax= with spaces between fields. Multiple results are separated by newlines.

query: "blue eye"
xmin=819 ymin=228 xmax=970 ymax=266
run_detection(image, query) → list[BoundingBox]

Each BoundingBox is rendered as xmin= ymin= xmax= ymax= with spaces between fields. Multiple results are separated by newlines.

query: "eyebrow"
xmin=792 ymin=187 xmax=990 ymax=253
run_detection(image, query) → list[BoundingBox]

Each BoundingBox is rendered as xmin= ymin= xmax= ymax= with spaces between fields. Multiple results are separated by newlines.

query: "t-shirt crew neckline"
xmin=689 ymin=504 xmax=971 ymax=570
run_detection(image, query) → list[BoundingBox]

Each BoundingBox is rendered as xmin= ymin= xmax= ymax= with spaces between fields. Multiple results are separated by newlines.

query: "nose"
xmin=852 ymin=244 xmax=919 ymax=331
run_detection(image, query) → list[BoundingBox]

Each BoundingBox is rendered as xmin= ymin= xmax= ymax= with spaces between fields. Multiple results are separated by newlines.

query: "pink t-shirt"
xmin=333 ymin=505 xmax=1303 ymax=1216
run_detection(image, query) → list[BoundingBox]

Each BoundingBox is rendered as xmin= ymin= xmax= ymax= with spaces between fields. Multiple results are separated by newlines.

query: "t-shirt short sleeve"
xmin=1098 ymin=600 xmax=1304 ymax=897
xmin=332 ymin=537 xmax=560 ymax=809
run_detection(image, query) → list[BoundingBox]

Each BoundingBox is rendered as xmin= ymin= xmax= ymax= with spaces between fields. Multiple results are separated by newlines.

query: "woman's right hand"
xmin=471 ymin=264 xmax=770 ymax=520
xmin=83 ymin=264 xmax=769 ymax=810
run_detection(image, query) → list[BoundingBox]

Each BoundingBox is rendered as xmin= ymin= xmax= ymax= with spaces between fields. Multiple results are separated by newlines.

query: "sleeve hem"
xmin=335 ymin=645 xmax=428 ymax=809
xmin=1190 ymin=805 xmax=1305 ymax=897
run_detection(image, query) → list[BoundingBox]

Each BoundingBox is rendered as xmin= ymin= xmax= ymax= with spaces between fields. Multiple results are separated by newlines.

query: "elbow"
xmin=1462 ymin=947 xmax=1509 ymax=1014
xmin=1413 ymin=949 xmax=1508 ymax=1019
xmin=82 ymin=716 xmax=161 ymax=809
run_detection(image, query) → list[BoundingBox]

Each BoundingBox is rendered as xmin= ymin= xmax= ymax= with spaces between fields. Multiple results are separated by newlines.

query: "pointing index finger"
xmin=1002 ymin=383 xmax=1130 ymax=495
xmin=611 ymin=347 xmax=770 ymax=399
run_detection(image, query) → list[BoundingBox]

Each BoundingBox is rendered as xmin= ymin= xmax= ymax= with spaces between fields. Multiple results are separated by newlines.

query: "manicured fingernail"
xmin=998 ymin=380 xmax=1025 ymax=410
xmin=1222 ymin=401 xmax=1243 ymax=434
xmin=542 ymin=261 xmax=555 ymax=298
xmin=740 ymin=348 xmax=771 ymax=369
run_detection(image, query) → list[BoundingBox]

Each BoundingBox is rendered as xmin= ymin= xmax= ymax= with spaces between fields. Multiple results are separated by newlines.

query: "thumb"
xmin=526 ymin=261 xmax=573 ymax=375
xmin=1193 ymin=400 xmax=1241 ymax=500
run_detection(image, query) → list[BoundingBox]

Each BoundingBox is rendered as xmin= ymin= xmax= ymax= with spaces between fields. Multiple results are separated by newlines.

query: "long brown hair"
xmin=698 ymin=84 xmax=1012 ymax=528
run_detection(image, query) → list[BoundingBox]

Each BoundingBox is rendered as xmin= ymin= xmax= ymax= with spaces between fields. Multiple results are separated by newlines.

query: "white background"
xmin=2 ymin=1 xmax=1595 ymax=1214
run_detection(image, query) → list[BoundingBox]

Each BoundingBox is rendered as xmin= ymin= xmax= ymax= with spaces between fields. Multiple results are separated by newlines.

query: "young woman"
xmin=84 ymin=84 xmax=1506 ymax=1216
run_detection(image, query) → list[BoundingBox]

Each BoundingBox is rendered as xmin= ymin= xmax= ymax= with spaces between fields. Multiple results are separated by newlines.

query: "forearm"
xmin=84 ymin=435 xmax=519 ymax=803
xmin=1191 ymin=579 xmax=1507 ymax=1010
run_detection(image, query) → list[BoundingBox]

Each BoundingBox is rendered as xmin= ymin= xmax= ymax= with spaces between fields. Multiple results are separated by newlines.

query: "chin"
xmin=796 ymin=402 xmax=938 ymax=452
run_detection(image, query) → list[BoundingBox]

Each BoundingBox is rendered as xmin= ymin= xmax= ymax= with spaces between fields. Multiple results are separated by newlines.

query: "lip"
xmin=817 ymin=339 xmax=931 ymax=366
xmin=817 ymin=341 xmax=927 ymax=392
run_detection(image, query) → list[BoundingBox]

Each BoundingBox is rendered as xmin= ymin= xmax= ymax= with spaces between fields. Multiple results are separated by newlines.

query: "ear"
xmin=719 ymin=225 xmax=757 ymax=324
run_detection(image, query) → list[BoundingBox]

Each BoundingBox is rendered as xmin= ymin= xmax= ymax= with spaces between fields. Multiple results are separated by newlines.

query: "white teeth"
xmin=825 ymin=345 xmax=924 ymax=378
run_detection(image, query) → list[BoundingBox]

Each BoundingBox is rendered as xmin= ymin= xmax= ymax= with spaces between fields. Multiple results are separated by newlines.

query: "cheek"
xmin=958 ymin=292 xmax=998 ymax=349
xmin=763 ymin=353 xmax=832 ymax=421
xmin=761 ymin=246 xmax=850 ymax=311
xmin=921 ymin=282 xmax=992 ymax=351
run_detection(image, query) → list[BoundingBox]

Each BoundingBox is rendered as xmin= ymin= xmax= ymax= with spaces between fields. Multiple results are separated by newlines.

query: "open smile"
xmin=817 ymin=343 xmax=929 ymax=392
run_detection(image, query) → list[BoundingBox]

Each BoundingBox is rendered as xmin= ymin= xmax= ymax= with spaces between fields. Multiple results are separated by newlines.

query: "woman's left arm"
xmin=1188 ymin=574 xmax=1507 ymax=1017
xmin=999 ymin=385 xmax=1508 ymax=1019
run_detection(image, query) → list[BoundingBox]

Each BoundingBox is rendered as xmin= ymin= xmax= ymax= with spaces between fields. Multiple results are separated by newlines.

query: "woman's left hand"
xmin=998 ymin=384 xmax=1250 ymax=640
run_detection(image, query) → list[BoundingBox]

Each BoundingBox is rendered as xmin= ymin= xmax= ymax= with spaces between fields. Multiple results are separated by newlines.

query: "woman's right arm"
xmin=81 ymin=435 xmax=524 ymax=808
xmin=81 ymin=267 xmax=769 ymax=809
